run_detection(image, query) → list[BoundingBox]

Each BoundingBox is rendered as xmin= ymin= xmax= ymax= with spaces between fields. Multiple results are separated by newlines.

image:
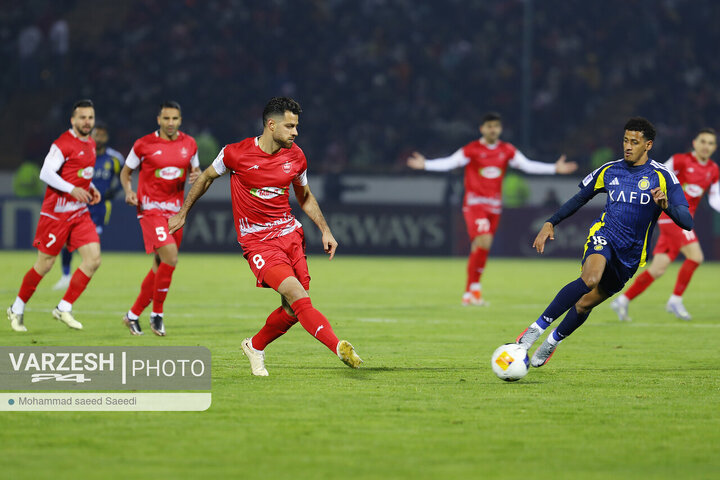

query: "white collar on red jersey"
xmin=479 ymin=138 xmax=500 ymax=150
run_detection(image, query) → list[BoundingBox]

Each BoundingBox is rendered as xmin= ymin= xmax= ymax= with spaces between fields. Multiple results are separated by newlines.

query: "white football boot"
xmin=241 ymin=338 xmax=269 ymax=376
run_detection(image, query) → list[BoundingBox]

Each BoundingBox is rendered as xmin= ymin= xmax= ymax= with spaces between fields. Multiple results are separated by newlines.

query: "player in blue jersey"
xmin=53 ymin=122 xmax=124 ymax=290
xmin=515 ymin=118 xmax=693 ymax=367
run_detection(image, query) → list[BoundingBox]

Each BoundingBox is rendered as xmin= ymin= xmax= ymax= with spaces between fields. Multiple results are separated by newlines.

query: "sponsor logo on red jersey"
xmin=155 ymin=166 xmax=185 ymax=180
xmin=250 ymin=186 xmax=287 ymax=200
xmin=480 ymin=166 xmax=502 ymax=179
xmin=77 ymin=167 xmax=94 ymax=179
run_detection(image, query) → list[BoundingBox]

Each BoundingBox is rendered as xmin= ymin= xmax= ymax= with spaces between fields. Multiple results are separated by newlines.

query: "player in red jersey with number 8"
xmin=168 ymin=97 xmax=362 ymax=376
xmin=120 ymin=101 xmax=201 ymax=336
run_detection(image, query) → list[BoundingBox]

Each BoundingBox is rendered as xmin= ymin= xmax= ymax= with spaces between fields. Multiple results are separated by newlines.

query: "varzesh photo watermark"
xmin=0 ymin=346 xmax=211 ymax=411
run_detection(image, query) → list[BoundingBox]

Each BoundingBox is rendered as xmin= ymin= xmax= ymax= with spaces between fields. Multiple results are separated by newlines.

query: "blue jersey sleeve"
xmin=659 ymin=168 xmax=693 ymax=230
xmin=546 ymin=166 xmax=607 ymax=226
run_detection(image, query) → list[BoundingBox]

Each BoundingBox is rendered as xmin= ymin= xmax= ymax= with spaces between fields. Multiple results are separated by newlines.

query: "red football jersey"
xmin=658 ymin=152 xmax=720 ymax=226
xmin=40 ymin=129 xmax=96 ymax=218
xmin=211 ymin=137 xmax=308 ymax=244
xmin=460 ymin=140 xmax=517 ymax=214
xmin=126 ymin=131 xmax=198 ymax=218
xmin=669 ymin=152 xmax=719 ymax=214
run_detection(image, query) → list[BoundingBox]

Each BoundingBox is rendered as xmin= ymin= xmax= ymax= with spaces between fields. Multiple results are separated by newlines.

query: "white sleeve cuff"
xmin=125 ymin=148 xmax=141 ymax=169
xmin=211 ymin=147 xmax=227 ymax=175
xmin=424 ymin=149 xmax=470 ymax=171
xmin=190 ymin=151 xmax=200 ymax=168
xmin=708 ymin=181 xmax=720 ymax=213
xmin=293 ymin=169 xmax=308 ymax=186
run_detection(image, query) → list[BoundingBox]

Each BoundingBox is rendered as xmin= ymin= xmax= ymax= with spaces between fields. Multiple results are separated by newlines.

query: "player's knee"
xmin=580 ymin=274 xmax=601 ymax=290
xmin=86 ymin=255 xmax=102 ymax=272
xmin=649 ymin=263 xmax=666 ymax=277
xmin=690 ymin=253 xmax=704 ymax=265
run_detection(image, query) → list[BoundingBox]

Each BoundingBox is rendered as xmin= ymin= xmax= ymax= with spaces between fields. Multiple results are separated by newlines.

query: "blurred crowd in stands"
xmin=2 ymin=0 xmax=718 ymax=173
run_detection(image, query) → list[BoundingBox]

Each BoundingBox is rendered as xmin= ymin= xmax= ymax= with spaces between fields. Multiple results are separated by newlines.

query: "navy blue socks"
xmin=535 ymin=278 xmax=591 ymax=329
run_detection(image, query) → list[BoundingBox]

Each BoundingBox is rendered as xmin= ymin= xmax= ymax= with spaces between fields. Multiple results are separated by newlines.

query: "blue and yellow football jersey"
xmin=88 ymin=147 xmax=124 ymax=228
xmin=577 ymin=158 xmax=687 ymax=270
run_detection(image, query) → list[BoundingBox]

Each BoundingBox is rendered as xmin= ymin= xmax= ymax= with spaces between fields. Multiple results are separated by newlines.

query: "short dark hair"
xmin=481 ymin=112 xmax=502 ymax=125
xmin=263 ymin=97 xmax=302 ymax=125
xmin=93 ymin=120 xmax=108 ymax=132
xmin=624 ymin=117 xmax=656 ymax=141
xmin=696 ymin=127 xmax=717 ymax=137
xmin=72 ymin=99 xmax=94 ymax=115
xmin=159 ymin=100 xmax=182 ymax=115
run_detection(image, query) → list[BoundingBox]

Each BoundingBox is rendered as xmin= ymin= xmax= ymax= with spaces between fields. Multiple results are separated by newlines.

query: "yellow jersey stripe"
xmin=594 ymin=165 xmax=614 ymax=191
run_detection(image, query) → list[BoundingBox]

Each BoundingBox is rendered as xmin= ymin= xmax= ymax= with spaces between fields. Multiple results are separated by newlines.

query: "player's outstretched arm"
xmin=120 ymin=165 xmax=138 ymax=206
xmin=406 ymin=152 xmax=426 ymax=170
xmin=293 ymin=183 xmax=338 ymax=260
xmin=533 ymin=222 xmax=555 ymax=254
xmin=554 ymin=154 xmax=578 ymax=174
xmin=168 ymin=166 xmax=220 ymax=234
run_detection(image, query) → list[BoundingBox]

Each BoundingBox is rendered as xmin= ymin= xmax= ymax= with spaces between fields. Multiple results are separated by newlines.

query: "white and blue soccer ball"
xmin=491 ymin=343 xmax=529 ymax=382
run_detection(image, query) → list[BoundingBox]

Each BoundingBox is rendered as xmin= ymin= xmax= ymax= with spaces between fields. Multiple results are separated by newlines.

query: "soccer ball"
xmin=491 ymin=343 xmax=529 ymax=382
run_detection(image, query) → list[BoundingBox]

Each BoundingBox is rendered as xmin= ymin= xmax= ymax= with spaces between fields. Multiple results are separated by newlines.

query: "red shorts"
xmin=652 ymin=220 xmax=698 ymax=261
xmin=33 ymin=211 xmax=100 ymax=256
xmin=242 ymin=228 xmax=311 ymax=290
xmin=462 ymin=206 xmax=501 ymax=238
xmin=139 ymin=215 xmax=183 ymax=254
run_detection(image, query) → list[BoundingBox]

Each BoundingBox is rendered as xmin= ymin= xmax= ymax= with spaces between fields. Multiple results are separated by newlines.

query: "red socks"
xmin=625 ymin=270 xmax=655 ymax=300
xmin=465 ymin=248 xmax=489 ymax=291
xmin=673 ymin=259 xmax=699 ymax=296
xmin=152 ymin=263 xmax=175 ymax=314
xmin=61 ymin=269 xmax=92 ymax=304
xmin=18 ymin=268 xmax=44 ymax=303
xmin=291 ymin=297 xmax=339 ymax=352
xmin=131 ymin=268 xmax=156 ymax=316
xmin=252 ymin=307 xmax=298 ymax=350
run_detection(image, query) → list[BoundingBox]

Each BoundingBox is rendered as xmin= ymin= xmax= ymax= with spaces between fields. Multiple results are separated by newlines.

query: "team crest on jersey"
xmin=250 ymin=186 xmax=287 ymax=200
xmin=180 ymin=147 xmax=188 ymax=158
xmin=684 ymin=183 xmax=704 ymax=197
xmin=637 ymin=177 xmax=651 ymax=190
xmin=594 ymin=245 xmax=604 ymax=251
xmin=282 ymin=161 xmax=292 ymax=174
xmin=77 ymin=167 xmax=94 ymax=179
xmin=480 ymin=166 xmax=502 ymax=179
xmin=155 ymin=167 xmax=185 ymax=180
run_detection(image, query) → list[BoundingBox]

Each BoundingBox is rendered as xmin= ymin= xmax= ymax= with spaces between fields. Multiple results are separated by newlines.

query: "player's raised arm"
xmin=407 ymin=148 xmax=469 ymax=172
xmin=293 ymin=182 xmax=338 ymax=260
xmin=509 ymin=150 xmax=578 ymax=175
xmin=168 ymin=164 xmax=222 ymax=234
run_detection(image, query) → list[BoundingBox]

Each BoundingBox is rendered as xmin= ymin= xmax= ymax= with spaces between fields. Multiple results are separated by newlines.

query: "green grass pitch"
xmin=1 ymin=251 xmax=719 ymax=479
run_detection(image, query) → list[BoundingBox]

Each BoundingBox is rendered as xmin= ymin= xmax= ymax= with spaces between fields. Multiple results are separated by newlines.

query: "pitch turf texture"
xmin=1 ymin=251 xmax=718 ymax=480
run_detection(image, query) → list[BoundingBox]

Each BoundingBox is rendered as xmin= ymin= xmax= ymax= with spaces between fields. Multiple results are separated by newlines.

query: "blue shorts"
xmin=581 ymin=232 xmax=638 ymax=296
